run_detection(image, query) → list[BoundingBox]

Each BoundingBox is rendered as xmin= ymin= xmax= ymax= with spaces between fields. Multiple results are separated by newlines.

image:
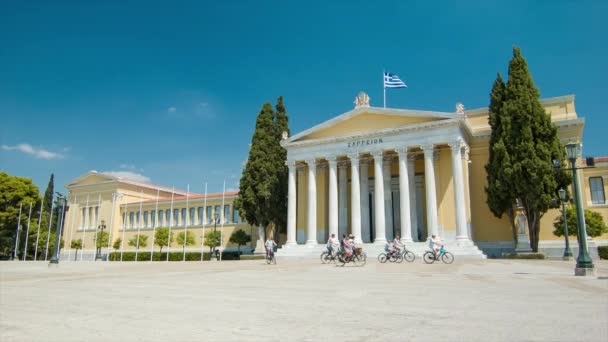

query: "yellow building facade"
xmin=279 ymin=92 xmax=607 ymax=257
xmin=61 ymin=172 xmax=253 ymax=260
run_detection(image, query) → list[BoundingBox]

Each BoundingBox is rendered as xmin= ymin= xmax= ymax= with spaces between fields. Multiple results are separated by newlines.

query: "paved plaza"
xmin=1 ymin=258 xmax=607 ymax=342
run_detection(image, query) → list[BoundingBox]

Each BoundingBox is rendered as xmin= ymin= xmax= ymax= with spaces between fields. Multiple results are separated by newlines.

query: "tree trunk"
xmin=74 ymin=250 xmax=78 ymax=261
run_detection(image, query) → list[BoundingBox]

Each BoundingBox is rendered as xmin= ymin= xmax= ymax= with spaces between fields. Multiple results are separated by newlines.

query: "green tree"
xmin=270 ymin=96 xmax=290 ymax=241
xmin=553 ymin=206 xmax=608 ymax=238
xmin=204 ymin=230 xmax=222 ymax=253
xmin=113 ymin=238 xmax=122 ymax=252
xmin=0 ymin=172 xmax=40 ymax=257
xmin=42 ymin=174 xmax=54 ymax=217
xmin=95 ymin=230 xmax=109 ymax=249
xmin=229 ymin=229 xmax=251 ymax=254
xmin=71 ymin=239 xmax=83 ymax=261
xmin=485 ymin=47 xmax=569 ymax=252
xmin=154 ymin=227 xmax=173 ymax=253
xmin=128 ymin=235 xmax=148 ymax=249
xmin=176 ymin=231 xmax=195 ymax=253
xmin=35 ymin=230 xmax=63 ymax=260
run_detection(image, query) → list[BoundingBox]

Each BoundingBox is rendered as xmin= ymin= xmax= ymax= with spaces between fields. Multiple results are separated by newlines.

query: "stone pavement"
xmin=1 ymin=258 xmax=607 ymax=342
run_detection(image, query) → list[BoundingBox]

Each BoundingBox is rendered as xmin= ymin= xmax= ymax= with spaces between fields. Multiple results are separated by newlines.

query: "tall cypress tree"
xmin=485 ymin=73 xmax=519 ymax=243
xmin=43 ymin=174 xmax=54 ymax=216
xmin=500 ymin=47 xmax=568 ymax=251
xmin=270 ymin=96 xmax=289 ymax=241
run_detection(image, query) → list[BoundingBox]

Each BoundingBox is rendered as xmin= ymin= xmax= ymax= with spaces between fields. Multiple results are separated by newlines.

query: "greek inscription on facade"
xmin=347 ymin=138 xmax=383 ymax=148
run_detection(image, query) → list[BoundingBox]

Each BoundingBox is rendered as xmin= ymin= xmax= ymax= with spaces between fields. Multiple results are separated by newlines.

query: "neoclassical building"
xmin=279 ymin=92 xmax=607 ymax=257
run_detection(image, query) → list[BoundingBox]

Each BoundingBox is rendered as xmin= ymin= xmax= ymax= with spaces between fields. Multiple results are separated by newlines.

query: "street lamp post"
xmin=558 ymin=188 xmax=573 ymax=260
xmin=49 ymin=197 xmax=66 ymax=265
xmin=95 ymin=220 xmax=106 ymax=261
xmin=565 ymin=143 xmax=595 ymax=276
xmin=213 ymin=213 xmax=219 ymax=258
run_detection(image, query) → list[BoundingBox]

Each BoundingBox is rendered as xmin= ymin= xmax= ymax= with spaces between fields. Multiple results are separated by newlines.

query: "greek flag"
xmin=384 ymin=72 xmax=407 ymax=88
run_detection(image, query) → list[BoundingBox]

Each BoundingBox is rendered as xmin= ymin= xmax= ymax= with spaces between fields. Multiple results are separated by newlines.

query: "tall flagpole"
xmin=93 ymin=193 xmax=101 ymax=261
xmin=219 ymin=180 xmax=226 ymax=261
xmin=135 ymin=190 xmax=143 ymax=262
xmin=34 ymin=197 xmax=44 ymax=260
xmin=150 ymin=188 xmax=159 ymax=262
xmin=66 ymin=196 xmax=76 ymax=261
xmin=44 ymin=201 xmax=55 ymax=261
xmin=120 ymin=201 xmax=128 ymax=262
xmin=106 ymin=193 xmax=118 ymax=261
xmin=23 ymin=203 xmax=33 ymax=260
xmin=183 ymin=184 xmax=190 ymax=262
xmin=81 ymin=194 xmax=90 ymax=261
xmin=14 ymin=203 xmax=23 ymax=260
xmin=166 ymin=187 xmax=175 ymax=262
xmin=383 ymin=71 xmax=386 ymax=108
xmin=200 ymin=182 xmax=207 ymax=262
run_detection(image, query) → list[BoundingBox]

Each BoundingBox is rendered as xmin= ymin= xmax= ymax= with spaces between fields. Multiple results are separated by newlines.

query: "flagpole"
xmin=150 ymin=188 xmax=159 ymax=262
xmin=107 ymin=193 xmax=117 ymax=262
xmin=81 ymin=194 xmax=90 ymax=261
xmin=14 ymin=203 xmax=23 ymax=260
xmin=183 ymin=184 xmax=190 ymax=262
xmin=23 ymin=203 xmax=33 ymax=260
xmin=135 ymin=190 xmax=143 ymax=262
xmin=34 ymin=197 xmax=44 ymax=260
xmin=120 ymin=201 xmax=128 ymax=262
xmin=219 ymin=180 xmax=226 ymax=261
xmin=166 ymin=187 xmax=175 ymax=262
xmin=93 ymin=193 xmax=101 ymax=261
xmin=200 ymin=182 xmax=207 ymax=262
xmin=44 ymin=201 xmax=55 ymax=261
xmin=383 ymin=71 xmax=386 ymax=108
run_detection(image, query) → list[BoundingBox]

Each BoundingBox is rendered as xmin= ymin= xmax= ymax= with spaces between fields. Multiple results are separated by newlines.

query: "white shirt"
xmin=327 ymin=237 xmax=339 ymax=247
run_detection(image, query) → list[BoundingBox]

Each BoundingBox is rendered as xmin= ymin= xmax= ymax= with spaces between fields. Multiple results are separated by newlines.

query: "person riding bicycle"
xmin=343 ymin=234 xmax=355 ymax=261
xmin=393 ymin=235 xmax=403 ymax=255
xmin=326 ymin=233 xmax=339 ymax=256
xmin=429 ymin=234 xmax=443 ymax=257
xmin=265 ymin=238 xmax=277 ymax=258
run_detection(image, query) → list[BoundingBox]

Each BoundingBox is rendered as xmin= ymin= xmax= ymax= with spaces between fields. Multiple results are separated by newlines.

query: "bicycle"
xmin=337 ymin=247 xmax=367 ymax=266
xmin=265 ymin=249 xmax=276 ymax=265
xmin=423 ymin=247 xmax=454 ymax=264
xmin=400 ymin=247 xmax=416 ymax=262
xmin=378 ymin=250 xmax=403 ymax=263
xmin=320 ymin=246 xmax=340 ymax=264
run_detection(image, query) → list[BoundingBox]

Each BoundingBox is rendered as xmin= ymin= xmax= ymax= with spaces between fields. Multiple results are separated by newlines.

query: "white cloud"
xmin=119 ymin=164 xmax=136 ymax=171
xmin=101 ymin=171 xmax=151 ymax=183
xmin=168 ymin=106 xmax=177 ymax=113
xmin=1 ymin=143 xmax=64 ymax=160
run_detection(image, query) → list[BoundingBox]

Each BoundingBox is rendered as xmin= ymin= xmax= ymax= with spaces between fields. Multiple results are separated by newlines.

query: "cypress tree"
xmin=270 ymin=96 xmax=290 ymax=241
xmin=43 ymin=174 xmax=54 ymax=216
xmin=500 ymin=47 xmax=569 ymax=251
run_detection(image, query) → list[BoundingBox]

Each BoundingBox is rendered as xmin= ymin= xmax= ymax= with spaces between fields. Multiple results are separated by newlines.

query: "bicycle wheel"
xmin=404 ymin=251 xmax=415 ymax=263
xmin=378 ymin=253 xmax=388 ymax=263
xmin=441 ymin=252 xmax=454 ymax=264
xmin=320 ymin=252 xmax=328 ymax=264
xmin=337 ymin=252 xmax=346 ymax=266
xmin=266 ymin=255 xmax=272 ymax=264
xmin=395 ymin=254 xmax=404 ymax=263
xmin=359 ymin=252 xmax=367 ymax=266
xmin=423 ymin=252 xmax=435 ymax=264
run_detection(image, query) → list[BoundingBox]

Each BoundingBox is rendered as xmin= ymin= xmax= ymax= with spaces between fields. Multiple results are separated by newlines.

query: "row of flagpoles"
xmin=12 ymin=180 xmax=229 ymax=263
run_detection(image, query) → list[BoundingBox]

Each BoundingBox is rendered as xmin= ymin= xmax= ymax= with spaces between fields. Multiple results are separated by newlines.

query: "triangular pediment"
xmin=67 ymin=172 xmax=116 ymax=187
xmin=288 ymin=107 xmax=458 ymax=143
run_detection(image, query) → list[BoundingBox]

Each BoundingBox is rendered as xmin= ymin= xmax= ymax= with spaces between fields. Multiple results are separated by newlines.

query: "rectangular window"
xmin=166 ymin=210 xmax=171 ymax=226
xmin=144 ymin=211 xmax=149 ymax=227
xmin=88 ymin=207 xmax=93 ymax=228
xmin=173 ymin=209 xmax=179 ymax=227
xmin=197 ymin=207 xmax=204 ymax=225
xmin=181 ymin=208 xmax=187 ymax=226
xmin=158 ymin=210 xmax=163 ymax=226
xmin=590 ymin=177 xmax=605 ymax=204
xmin=122 ymin=212 xmax=127 ymax=229
xmin=82 ymin=208 xmax=86 ymax=229
xmin=233 ymin=209 xmax=240 ymax=224
xmin=206 ymin=206 xmax=213 ymax=224
xmin=95 ymin=206 xmax=99 ymax=227
xmin=151 ymin=211 xmax=156 ymax=228
xmin=136 ymin=211 xmax=141 ymax=228
xmin=129 ymin=212 xmax=134 ymax=229
xmin=189 ymin=208 xmax=195 ymax=225
xmin=224 ymin=205 xmax=231 ymax=224
xmin=214 ymin=205 xmax=221 ymax=223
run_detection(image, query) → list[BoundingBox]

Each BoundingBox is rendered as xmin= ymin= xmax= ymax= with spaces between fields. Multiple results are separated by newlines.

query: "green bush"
xmin=107 ymin=251 xmax=244 ymax=261
xmin=598 ymin=246 xmax=608 ymax=260
xmin=239 ymin=254 xmax=265 ymax=260
xmin=503 ymin=252 xmax=545 ymax=259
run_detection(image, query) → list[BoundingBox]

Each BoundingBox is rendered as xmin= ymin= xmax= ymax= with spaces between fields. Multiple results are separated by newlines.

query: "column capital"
xmin=448 ymin=138 xmax=465 ymax=152
xmin=305 ymin=159 xmax=317 ymax=168
xmin=371 ymin=150 xmax=384 ymax=160
xmin=326 ymin=155 xmax=338 ymax=166
xmin=286 ymin=160 xmax=297 ymax=168
xmin=348 ymin=153 xmax=360 ymax=164
xmin=395 ymin=146 xmax=409 ymax=157
xmin=421 ymin=144 xmax=435 ymax=154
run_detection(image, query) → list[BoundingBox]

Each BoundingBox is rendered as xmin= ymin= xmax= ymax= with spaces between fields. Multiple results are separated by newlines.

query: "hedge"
xmin=108 ymin=251 xmax=242 ymax=261
xmin=503 ymin=252 xmax=545 ymax=259
xmin=599 ymin=246 xmax=608 ymax=260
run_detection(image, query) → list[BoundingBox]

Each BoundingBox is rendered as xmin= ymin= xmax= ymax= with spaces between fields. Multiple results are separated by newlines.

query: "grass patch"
xmin=239 ymin=254 xmax=265 ymax=260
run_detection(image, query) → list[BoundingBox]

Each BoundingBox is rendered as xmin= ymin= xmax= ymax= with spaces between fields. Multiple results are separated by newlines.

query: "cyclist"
xmin=343 ymin=235 xmax=354 ymax=261
xmin=393 ymin=235 xmax=403 ymax=255
xmin=326 ymin=233 xmax=339 ymax=256
xmin=430 ymin=234 xmax=443 ymax=257
xmin=265 ymin=237 xmax=277 ymax=259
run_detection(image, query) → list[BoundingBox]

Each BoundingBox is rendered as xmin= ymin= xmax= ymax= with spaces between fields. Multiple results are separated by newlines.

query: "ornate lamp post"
xmin=49 ymin=197 xmax=66 ymax=265
xmin=212 ymin=213 xmax=219 ymax=259
xmin=558 ymin=188 xmax=573 ymax=260
xmin=95 ymin=220 xmax=106 ymax=261
xmin=565 ymin=143 xmax=595 ymax=276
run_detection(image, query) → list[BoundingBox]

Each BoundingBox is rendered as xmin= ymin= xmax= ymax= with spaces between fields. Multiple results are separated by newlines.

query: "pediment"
xmin=289 ymin=107 xmax=457 ymax=143
xmin=67 ymin=172 xmax=115 ymax=187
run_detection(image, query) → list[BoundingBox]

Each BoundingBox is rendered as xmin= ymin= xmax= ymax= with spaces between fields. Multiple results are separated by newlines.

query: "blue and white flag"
xmin=384 ymin=72 xmax=407 ymax=88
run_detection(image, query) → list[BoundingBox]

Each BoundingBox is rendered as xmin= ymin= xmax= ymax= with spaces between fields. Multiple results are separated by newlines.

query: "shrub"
xmin=107 ymin=251 xmax=243 ymax=261
xmin=598 ymin=246 xmax=608 ymax=260
xmin=503 ymin=252 xmax=545 ymax=259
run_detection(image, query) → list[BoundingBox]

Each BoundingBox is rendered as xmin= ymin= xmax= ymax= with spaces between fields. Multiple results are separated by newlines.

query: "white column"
xmin=286 ymin=160 xmax=297 ymax=245
xmin=422 ymin=144 xmax=439 ymax=237
xmin=383 ymin=158 xmax=394 ymax=240
xmin=349 ymin=154 xmax=362 ymax=243
xmin=338 ymin=163 xmax=348 ymax=237
xmin=327 ymin=156 xmax=338 ymax=240
xmin=396 ymin=147 xmax=413 ymax=243
xmin=408 ymin=154 xmax=419 ymax=241
xmin=449 ymin=139 xmax=471 ymax=244
xmin=360 ymin=159 xmax=370 ymax=243
xmin=372 ymin=151 xmax=386 ymax=243
xmin=306 ymin=159 xmax=318 ymax=245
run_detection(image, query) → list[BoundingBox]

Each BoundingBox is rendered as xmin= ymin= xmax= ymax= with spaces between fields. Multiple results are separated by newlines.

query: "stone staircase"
xmin=277 ymin=241 xmax=486 ymax=259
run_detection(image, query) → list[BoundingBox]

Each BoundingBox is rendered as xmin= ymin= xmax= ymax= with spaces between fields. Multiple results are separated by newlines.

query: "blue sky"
xmin=1 ymin=1 xmax=606 ymax=195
